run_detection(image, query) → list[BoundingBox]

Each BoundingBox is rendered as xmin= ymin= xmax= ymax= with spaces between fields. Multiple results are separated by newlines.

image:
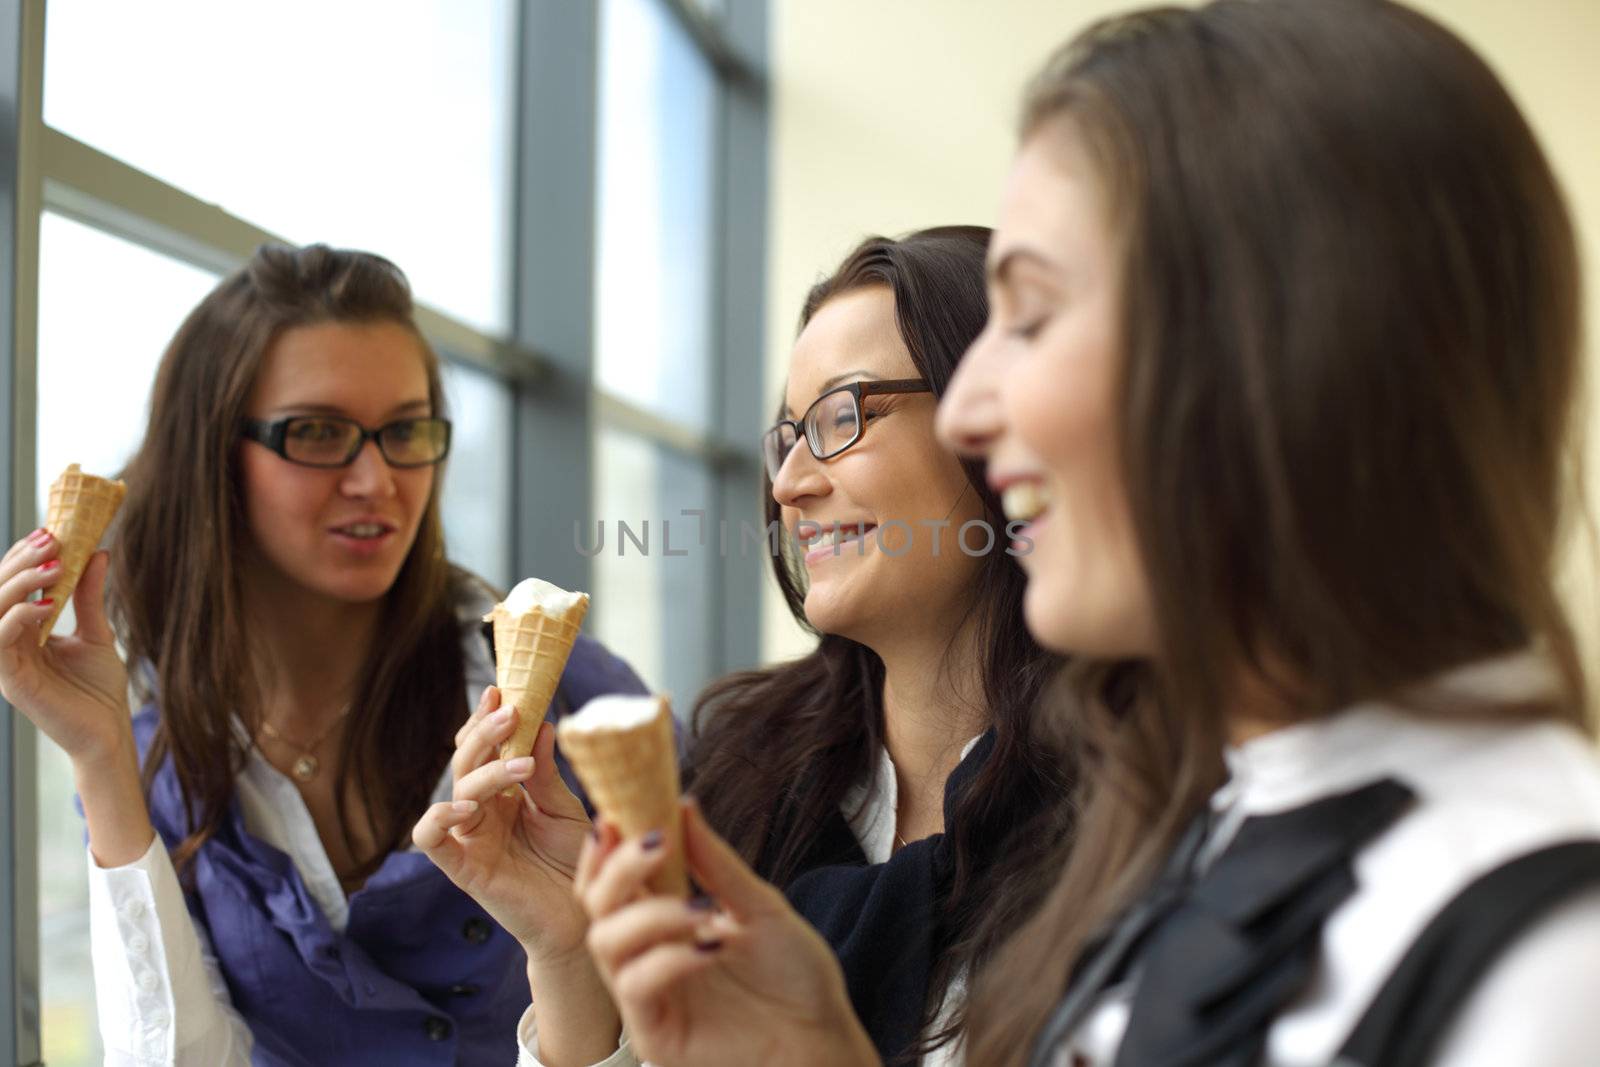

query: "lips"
xmin=799 ymin=522 xmax=878 ymax=565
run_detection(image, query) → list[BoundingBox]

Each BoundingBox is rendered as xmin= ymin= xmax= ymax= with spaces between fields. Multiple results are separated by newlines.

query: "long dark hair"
xmin=687 ymin=226 xmax=1074 ymax=1050
xmin=966 ymin=3 xmax=1590 ymax=1063
xmin=110 ymin=243 xmax=468 ymax=880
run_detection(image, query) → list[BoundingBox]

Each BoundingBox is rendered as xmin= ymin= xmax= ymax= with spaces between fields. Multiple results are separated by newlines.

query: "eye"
xmin=288 ymin=418 xmax=347 ymax=442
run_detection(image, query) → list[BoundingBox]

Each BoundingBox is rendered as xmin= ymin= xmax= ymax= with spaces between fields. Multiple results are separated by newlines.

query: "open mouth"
xmin=1001 ymin=482 xmax=1050 ymax=525
xmin=802 ymin=522 xmax=877 ymax=562
xmin=330 ymin=521 xmax=397 ymax=542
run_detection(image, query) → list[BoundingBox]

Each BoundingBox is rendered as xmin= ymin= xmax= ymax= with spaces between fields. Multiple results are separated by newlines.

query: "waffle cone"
xmin=39 ymin=464 xmax=126 ymax=645
xmin=557 ymin=695 xmax=686 ymax=896
xmin=484 ymin=594 xmax=590 ymax=760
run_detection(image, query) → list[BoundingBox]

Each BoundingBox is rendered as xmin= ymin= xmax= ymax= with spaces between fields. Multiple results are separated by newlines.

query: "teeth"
xmin=1001 ymin=483 xmax=1049 ymax=523
xmin=343 ymin=523 xmax=385 ymax=538
xmin=827 ymin=525 xmax=872 ymax=547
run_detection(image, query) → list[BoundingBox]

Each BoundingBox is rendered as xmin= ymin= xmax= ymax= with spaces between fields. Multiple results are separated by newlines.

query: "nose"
xmin=339 ymin=438 xmax=398 ymax=499
xmin=937 ymin=325 xmax=1007 ymax=458
xmin=770 ymin=435 xmax=830 ymax=509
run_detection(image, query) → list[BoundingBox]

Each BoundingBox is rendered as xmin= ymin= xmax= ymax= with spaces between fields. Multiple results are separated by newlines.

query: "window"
xmin=43 ymin=0 xmax=517 ymax=334
xmin=595 ymin=0 xmax=718 ymax=429
xmin=35 ymin=213 xmax=223 ymax=1067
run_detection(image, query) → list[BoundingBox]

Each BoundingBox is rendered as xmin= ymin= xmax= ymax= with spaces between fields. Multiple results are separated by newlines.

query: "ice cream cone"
xmin=38 ymin=464 xmax=126 ymax=645
xmin=484 ymin=583 xmax=590 ymax=760
xmin=557 ymin=694 xmax=686 ymax=896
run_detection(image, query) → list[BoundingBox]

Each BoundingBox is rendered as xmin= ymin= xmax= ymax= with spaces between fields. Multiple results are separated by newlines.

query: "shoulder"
xmin=1271 ymin=719 xmax=1600 ymax=1059
xmin=1425 ymin=886 xmax=1600 ymax=1066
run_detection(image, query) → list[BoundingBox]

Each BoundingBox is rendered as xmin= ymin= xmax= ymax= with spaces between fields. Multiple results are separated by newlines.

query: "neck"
xmin=874 ymin=618 xmax=988 ymax=839
xmin=242 ymin=568 xmax=381 ymax=737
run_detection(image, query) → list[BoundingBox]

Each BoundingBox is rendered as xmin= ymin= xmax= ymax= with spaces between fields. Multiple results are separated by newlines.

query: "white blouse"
xmin=517 ymin=737 xmax=980 ymax=1067
xmin=1062 ymin=651 xmax=1600 ymax=1067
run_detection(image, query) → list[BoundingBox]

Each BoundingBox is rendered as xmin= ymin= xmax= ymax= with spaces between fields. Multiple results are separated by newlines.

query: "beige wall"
xmin=762 ymin=0 xmax=1600 ymax=669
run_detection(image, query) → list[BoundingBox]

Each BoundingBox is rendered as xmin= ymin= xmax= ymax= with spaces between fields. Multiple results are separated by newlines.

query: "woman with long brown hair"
xmin=558 ymin=2 xmax=1600 ymax=1065
xmin=414 ymin=226 xmax=1074 ymax=1065
xmin=0 ymin=244 xmax=646 ymax=1064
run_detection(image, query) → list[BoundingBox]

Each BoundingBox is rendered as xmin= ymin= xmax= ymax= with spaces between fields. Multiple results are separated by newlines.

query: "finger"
xmin=451 ymin=703 xmax=518 ymax=783
xmin=586 ymin=896 xmax=719 ymax=975
xmin=1 ymin=529 xmax=55 ymax=572
xmin=578 ymin=831 xmax=672 ymax=921
xmin=525 ymin=721 xmax=587 ymax=820
xmin=574 ymin=820 xmax=622 ymax=902
xmin=451 ymin=755 xmax=536 ymax=804
xmin=610 ymin=942 xmax=720 ymax=1013
xmin=681 ymin=797 xmax=783 ymax=920
xmin=0 ymin=598 xmax=55 ymax=651
xmin=71 ymin=552 xmax=115 ymax=645
xmin=0 ymin=555 xmax=62 ymax=618
xmin=411 ymin=800 xmax=483 ymax=873
xmin=454 ymin=685 xmax=501 ymax=749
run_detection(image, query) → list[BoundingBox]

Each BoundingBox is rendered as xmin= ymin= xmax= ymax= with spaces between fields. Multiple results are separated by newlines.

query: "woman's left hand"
xmin=575 ymin=797 xmax=881 ymax=1067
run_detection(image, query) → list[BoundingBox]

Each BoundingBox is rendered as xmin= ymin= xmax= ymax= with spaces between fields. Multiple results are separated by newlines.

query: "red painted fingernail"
xmin=35 ymin=598 xmax=54 ymax=607
xmin=39 ymin=560 xmax=60 ymax=572
xmin=28 ymin=529 xmax=50 ymax=545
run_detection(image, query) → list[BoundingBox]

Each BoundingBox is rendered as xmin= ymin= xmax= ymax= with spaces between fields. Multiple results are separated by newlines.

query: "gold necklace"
xmin=259 ymin=705 xmax=352 ymax=782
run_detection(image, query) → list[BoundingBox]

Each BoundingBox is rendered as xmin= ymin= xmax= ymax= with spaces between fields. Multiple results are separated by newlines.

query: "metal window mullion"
xmin=3 ymin=0 xmax=46 ymax=1060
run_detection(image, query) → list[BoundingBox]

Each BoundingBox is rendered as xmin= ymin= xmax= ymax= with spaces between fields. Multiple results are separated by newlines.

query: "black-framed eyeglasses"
xmin=761 ymin=378 xmax=931 ymax=481
xmin=240 ymin=415 xmax=453 ymax=469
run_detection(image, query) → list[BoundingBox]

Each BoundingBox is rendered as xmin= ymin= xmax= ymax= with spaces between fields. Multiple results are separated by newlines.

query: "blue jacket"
xmin=132 ymin=626 xmax=647 ymax=1066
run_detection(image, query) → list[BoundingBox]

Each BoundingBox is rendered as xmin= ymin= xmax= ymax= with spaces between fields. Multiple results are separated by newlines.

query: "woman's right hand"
xmin=0 ymin=534 xmax=132 ymax=762
xmin=412 ymin=687 xmax=596 ymax=964
xmin=575 ymin=798 xmax=881 ymax=1067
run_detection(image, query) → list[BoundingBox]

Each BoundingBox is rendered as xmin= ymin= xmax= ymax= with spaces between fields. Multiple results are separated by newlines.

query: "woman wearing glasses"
xmin=416 ymin=226 xmax=1073 ymax=1066
xmin=0 ymin=244 xmax=646 ymax=1064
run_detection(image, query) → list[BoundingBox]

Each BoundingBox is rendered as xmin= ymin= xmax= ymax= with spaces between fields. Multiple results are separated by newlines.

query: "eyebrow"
xmin=988 ymin=246 xmax=1061 ymax=286
xmin=272 ymin=399 xmax=432 ymax=419
xmin=783 ymin=370 xmax=883 ymax=418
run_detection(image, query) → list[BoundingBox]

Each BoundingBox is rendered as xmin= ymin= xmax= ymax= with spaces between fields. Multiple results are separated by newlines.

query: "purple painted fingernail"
xmin=640 ymin=830 xmax=664 ymax=850
xmin=694 ymin=939 xmax=723 ymax=953
xmin=688 ymin=895 xmax=716 ymax=912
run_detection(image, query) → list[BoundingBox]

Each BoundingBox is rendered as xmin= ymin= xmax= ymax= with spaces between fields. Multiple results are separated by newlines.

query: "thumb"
xmin=72 ymin=551 xmax=116 ymax=646
xmin=681 ymin=796 xmax=782 ymax=920
xmin=528 ymin=720 xmax=585 ymax=818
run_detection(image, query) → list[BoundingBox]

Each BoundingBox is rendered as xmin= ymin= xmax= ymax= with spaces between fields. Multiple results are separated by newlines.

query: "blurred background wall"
xmin=761 ymin=0 xmax=1600 ymax=667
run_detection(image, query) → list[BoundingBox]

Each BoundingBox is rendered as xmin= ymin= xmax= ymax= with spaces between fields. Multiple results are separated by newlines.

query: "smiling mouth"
xmin=1001 ymin=483 xmax=1050 ymax=524
xmin=331 ymin=522 xmax=395 ymax=540
xmin=802 ymin=523 xmax=877 ymax=560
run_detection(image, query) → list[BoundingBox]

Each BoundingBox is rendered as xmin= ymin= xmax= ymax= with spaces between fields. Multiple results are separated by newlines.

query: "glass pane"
xmin=592 ymin=427 xmax=717 ymax=710
xmin=440 ymin=360 xmax=514 ymax=590
xmin=596 ymin=0 xmax=717 ymax=429
xmin=35 ymin=213 xmax=223 ymax=1067
xmin=43 ymin=0 xmax=516 ymax=335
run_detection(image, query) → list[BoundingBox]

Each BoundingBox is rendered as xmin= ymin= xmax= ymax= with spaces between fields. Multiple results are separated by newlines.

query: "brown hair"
xmin=687 ymin=227 xmax=1074 ymax=1055
xmin=966 ymin=3 xmax=1590 ymax=1063
xmin=110 ymin=243 xmax=467 ymax=879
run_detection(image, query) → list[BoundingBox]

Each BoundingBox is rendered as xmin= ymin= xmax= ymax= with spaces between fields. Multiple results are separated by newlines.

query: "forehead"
xmin=251 ymin=320 xmax=430 ymax=411
xmin=991 ymin=125 xmax=1113 ymax=276
xmin=786 ymin=286 xmax=915 ymax=409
